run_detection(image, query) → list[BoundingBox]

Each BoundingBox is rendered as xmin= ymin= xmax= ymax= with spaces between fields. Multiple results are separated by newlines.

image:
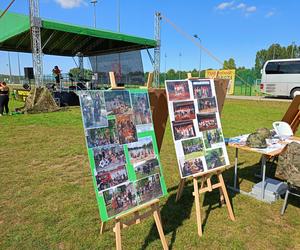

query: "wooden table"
xmin=228 ymin=136 xmax=300 ymax=202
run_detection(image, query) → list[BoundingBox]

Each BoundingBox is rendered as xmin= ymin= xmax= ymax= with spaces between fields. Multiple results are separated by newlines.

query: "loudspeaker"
xmin=24 ymin=67 xmax=34 ymax=79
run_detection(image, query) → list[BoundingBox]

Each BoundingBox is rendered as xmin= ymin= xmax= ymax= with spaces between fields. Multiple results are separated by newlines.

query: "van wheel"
xmin=291 ymin=88 xmax=300 ymax=99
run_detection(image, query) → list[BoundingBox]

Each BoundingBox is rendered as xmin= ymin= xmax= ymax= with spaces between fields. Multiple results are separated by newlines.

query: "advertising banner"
xmin=205 ymin=69 xmax=235 ymax=95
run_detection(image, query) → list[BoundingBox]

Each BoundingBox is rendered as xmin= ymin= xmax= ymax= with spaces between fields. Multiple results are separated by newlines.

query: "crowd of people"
xmin=167 ymin=82 xmax=190 ymax=100
xmin=173 ymin=122 xmax=195 ymax=140
xmin=94 ymin=146 xmax=125 ymax=170
xmin=0 ymin=81 xmax=9 ymax=116
xmin=108 ymin=187 xmax=136 ymax=216
xmin=182 ymin=158 xmax=204 ymax=176
xmin=87 ymin=123 xmax=118 ymax=148
xmin=193 ymin=85 xmax=212 ymax=99
xmin=117 ymin=115 xmax=137 ymax=144
xmin=206 ymin=150 xmax=225 ymax=169
xmin=135 ymin=158 xmax=159 ymax=177
xmin=198 ymin=98 xmax=216 ymax=112
xmin=129 ymin=141 xmax=154 ymax=163
xmin=136 ymin=174 xmax=162 ymax=203
xmin=105 ymin=94 xmax=131 ymax=115
xmin=96 ymin=168 xmax=128 ymax=191
xmin=198 ymin=116 xmax=218 ymax=131
xmin=183 ymin=141 xmax=203 ymax=155
xmin=174 ymin=103 xmax=195 ymax=121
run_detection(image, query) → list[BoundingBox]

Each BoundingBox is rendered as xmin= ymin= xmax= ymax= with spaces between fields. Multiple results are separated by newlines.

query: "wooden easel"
xmin=282 ymin=95 xmax=300 ymax=134
xmin=100 ymin=72 xmax=168 ymax=250
xmin=176 ymin=167 xmax=235 ymax=237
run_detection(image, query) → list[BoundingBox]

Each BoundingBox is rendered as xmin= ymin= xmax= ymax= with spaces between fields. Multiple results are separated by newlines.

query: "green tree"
xmin=69 ymin=68 xmax=93 ymax=80
xmin=223 ymin=58 xmax=236 ymax=69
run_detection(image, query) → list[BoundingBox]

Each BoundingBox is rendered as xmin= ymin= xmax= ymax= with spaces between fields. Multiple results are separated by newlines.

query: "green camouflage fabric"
xmin=246 ymin=132 xmax=267 ymax=148
xmin=276 ymin=142 xmax=300 ymax=186
xmin=256 ymin=127 xmax=271 ymax=139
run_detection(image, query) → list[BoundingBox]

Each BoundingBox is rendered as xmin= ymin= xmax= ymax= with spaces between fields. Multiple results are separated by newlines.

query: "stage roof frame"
xmin=0 ymin=11 xmax=157 ymax=57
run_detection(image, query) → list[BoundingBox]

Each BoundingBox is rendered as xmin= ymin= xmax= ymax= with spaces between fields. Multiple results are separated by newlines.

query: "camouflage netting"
xmin=19 ymin=87 xmax=60 ymax=114
xmin=276 ymin=142 xmax=300 ymax=186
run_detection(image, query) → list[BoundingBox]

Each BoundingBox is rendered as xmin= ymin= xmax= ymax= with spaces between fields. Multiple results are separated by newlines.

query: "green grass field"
xmin=1 ymin=98 xmax=300 ymax=249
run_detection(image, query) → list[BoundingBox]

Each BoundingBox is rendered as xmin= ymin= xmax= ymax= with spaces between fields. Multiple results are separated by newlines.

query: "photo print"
xmin=197 ymin=113 xmax=218 ymax=131
xmin=134 ymin=157 xmax=161 ymax=179
xmin=93 ymin=145 xmax=126 ymax=171
xmin=79 ymin=91 xmax=108 ymax=129
xmin=104 ymin=90 xmax=132 ymax=116
xmin=131 ymin=92 xmax=152 ymax=132
xmin=173 ymin=100 xmax=196 ymax=121
xmin=135 ymin=173 xmax=163 ymax=205
xmin=203 ymin=129 xmax=224 ymax=149
xmin=180 ymin=157 xmax=204 ymax=178
xmin=103 ymin=183 xmax=137 ymax=217
xmin=205 ymin=148 xmax=226 ymax=170
xmin=127 ymin=136 xmax=155 ymax=164
xmin=116 ymin=114 xmax=138 ymax=144
xmin=95 ymin=165 xmax=128 ymax=192
xmin=86 ymin=119 xmax=119 ymax=148
xmin=181 ymin=137 xmax=205 ymax=160
xmin=192 ymin=81 xmax=212 ymax=99
xmin=166 ymin=81 xmax=190 ymax=101
xmin=172 ymin=120 xmax=196 ymax=140
xmin=197 ymin=97 xmax=217 ymax=113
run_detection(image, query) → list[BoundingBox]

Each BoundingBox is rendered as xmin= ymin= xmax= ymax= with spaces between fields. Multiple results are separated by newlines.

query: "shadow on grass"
xmin=141 ymin=185 xmax=194 ymax=250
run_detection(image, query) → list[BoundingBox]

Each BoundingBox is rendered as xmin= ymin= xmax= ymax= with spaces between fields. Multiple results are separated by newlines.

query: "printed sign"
xmin=79 ymin=89 xmax=167 ymax=221
xmin=205 ymin=69 xmax=235 ymax=95
xmin=165 ymin=79 xmax=230 ymax=178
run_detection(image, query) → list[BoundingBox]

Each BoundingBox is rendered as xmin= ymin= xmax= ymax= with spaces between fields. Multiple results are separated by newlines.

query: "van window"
xmin=266 ymin=61 xmax=300 ymax=74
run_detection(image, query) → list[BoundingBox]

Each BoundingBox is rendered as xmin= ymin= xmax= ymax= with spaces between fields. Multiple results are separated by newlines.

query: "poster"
xmin=165 ymin=79 xmax=230 ymax=178
xmin=205 ymin=69 xmax=236 ymax=95
xmin=79 ymin=89 xmax=167 ymax=222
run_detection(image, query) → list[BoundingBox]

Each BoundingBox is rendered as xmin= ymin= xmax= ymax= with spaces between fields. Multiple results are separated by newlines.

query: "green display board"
xmin=79 ymin=89 xmax=167 ymax=222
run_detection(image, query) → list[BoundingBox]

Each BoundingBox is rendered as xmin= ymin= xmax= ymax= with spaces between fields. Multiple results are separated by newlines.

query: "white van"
xmin=260 ymin=59 xmax=300 ymax=98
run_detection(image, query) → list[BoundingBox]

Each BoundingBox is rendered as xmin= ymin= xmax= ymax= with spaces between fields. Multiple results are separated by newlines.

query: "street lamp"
xmin=194 ymin=34 xmax=202 ymax=78
xmin=179 ymin=52 xmax=182 ymax=79
xmin=91 ymin=0 xmax=98 ymax=28
xmin=164 ymin=53 xmax=167 ymax=82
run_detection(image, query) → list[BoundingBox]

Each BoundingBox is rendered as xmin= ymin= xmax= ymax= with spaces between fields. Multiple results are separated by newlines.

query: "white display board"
xmin=165 ymin=79 xmax=230 ymax=178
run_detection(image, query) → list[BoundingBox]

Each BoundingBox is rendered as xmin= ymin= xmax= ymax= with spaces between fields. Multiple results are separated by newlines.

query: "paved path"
xmin=226 ymin=95 xmax=292 ymax=102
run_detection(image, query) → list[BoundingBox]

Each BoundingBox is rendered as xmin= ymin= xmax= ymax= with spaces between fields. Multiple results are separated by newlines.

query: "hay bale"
xmin=19 ymin=87 xmax=60 ymax=114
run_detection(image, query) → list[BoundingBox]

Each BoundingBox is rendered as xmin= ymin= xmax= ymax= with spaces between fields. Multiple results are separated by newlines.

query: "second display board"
xmin=165 ymin=79 xmax=230 ymax=178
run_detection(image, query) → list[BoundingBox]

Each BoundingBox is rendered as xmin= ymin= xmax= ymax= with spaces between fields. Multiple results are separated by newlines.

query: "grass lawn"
xmin=1 ymin=98 xmax=300 ymax=249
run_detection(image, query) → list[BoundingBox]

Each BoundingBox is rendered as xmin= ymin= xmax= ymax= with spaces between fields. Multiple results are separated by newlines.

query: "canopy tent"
xmin=0 ymin=11 xmax=157 ymax=57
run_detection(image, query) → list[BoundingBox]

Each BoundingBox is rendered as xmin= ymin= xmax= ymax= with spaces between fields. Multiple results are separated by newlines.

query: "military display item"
xmin=256 ymin=127 xmax=271 ymax=139
xmin=276 ymin=142 xmax=300 ymax=187
xmin=246 ymin=132 xmax=267 ymax=148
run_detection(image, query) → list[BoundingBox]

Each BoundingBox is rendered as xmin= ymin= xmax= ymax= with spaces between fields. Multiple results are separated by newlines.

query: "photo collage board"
xmin=165 ymin=79 xmax=230 ymax=178
xmin=79 ymin=89 xmax=167 ymax=222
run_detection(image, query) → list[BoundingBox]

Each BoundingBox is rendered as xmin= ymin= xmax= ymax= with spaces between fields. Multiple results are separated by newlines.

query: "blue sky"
xmin=1 ymin=0 xmax=300 ymax=75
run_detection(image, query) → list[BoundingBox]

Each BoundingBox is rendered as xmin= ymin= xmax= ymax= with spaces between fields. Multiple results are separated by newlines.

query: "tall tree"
xmin=223 ymin=58 xmax=236 ymax=69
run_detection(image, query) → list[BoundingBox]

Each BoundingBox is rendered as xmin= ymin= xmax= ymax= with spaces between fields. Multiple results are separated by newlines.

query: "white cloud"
xmin=55 ymin=0 xmax=87 ymax=9
xmin=236 ymin=3 xmax=246 ymax=9
xmin=245 ymin=6 xmax=257 ymax=13
xmin=265 ymin=11 xmax=275 ymax=18
xmin=216 ymin=1 xmax=234 ymax=10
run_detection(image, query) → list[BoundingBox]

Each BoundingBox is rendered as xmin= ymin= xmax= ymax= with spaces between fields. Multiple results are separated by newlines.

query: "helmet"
xmin=246 ymin=132 xmax=267 ymax=148
xmin=256 ymin=127 xmax=271 ymax=139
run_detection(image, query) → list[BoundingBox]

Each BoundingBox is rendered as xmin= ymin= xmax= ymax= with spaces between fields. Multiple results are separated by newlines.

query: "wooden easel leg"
xmin=217 ymin=173 xmax=235 ymax=221
xmin=114 ymin=220 xmax=122 ymax=250
xmin=100 ymin=221 xmax=106 ymax=235
xmin=153 ymin=204 xmax=169 ymax=250
xmin=219 ymin=187 xmax=225 ymax=206
xmin=193 ymin=177 xmax=202 ymax=237
xmin=176 ymin=179 xmax=185 ymax=202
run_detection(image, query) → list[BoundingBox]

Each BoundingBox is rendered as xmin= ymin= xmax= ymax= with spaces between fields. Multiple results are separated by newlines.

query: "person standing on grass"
xmin=0 ymin=81 xmax=9 ymax=116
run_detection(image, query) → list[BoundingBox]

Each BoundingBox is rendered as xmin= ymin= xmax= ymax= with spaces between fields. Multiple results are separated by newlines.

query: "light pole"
xmin=194 ymin=34 xmax=202 ymax=77
xmin=17 ymin=53 xmax=21 ymax=84
xmin=164 ymin=53 xmax=167 ymax=82
xmin=291 ymin=41 xmax=295 ymax=58
xmin=117 ymin=0 xmax=120 ymax=32
xmin=91 ymin=0 xmax=98 ymax=28
xmin=7 ymin=52 xmax=12 ymax=84
xmin=179 ymin=52 xmax=182 ymax=79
